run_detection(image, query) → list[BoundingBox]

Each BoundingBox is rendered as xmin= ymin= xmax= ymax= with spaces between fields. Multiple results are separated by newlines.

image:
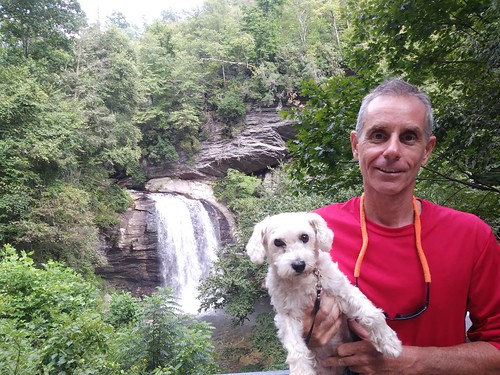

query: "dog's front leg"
xmin=338 ymin=286 xmax=402 ymax=358
xmin=275 ymin=313 xmax=316 ymax=375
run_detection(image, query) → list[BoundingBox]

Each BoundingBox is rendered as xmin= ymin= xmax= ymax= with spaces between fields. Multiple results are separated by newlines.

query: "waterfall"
xmin=151 ymin=193 xmax=220 ymax=314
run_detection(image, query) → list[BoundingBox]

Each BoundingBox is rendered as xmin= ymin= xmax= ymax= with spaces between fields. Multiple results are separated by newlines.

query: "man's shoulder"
xmin=421 ymin=199 xmax=493 ymax=235
xmin=314 ymin=196 xmax=358 ymax=213
xmin=313 ymin=197 xmax=359 ymax=224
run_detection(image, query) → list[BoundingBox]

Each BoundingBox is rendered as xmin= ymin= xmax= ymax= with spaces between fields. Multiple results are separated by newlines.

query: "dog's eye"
xmin=274 ymin=239 xmax=285 ymax=247
xmin=300 ymin=234 xmax=309 ymax=243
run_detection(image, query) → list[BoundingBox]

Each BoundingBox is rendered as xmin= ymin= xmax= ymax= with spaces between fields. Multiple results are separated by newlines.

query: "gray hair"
xmin=355 ymin=78 xmax=434 ymax=139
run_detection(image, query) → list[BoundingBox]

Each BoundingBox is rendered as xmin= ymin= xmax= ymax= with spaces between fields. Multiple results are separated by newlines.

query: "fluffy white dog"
xmin=246 ymin=212 xmax=402 ymax=375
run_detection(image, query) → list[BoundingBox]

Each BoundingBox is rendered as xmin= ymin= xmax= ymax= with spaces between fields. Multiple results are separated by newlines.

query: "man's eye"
xmin=300 ymin=234 xmax=309 ymax=243
xmin=401 ymin=133 xmax=417 ymax=143
xmin=370 ymin=132 xmax=386 ymax=141
xmin=274 ymin=239 xmax=285 ymax=247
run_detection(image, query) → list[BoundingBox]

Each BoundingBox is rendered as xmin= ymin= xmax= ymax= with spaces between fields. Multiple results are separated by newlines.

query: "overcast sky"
xmin=79 ymin=0 xmax=205 ymax=26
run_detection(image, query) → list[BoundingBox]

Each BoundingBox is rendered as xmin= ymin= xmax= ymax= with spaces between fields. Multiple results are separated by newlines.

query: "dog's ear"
xmin=308 ymin=212 xmax=334 ymax=252
xmin=246 ymin=218 xmax=269 ymax=264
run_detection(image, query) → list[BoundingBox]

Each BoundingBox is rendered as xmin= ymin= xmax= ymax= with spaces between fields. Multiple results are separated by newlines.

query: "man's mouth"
xmin=377 ymin=167 xmax=403 ymax=174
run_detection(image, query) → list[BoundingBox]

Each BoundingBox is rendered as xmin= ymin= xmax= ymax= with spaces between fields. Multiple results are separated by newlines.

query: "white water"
xmin=151 ymin=193 xmax=220 ymax=314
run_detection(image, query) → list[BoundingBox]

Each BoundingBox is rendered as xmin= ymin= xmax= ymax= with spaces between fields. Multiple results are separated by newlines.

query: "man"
xmin=304 ymin=79 xmax=500 ymax=374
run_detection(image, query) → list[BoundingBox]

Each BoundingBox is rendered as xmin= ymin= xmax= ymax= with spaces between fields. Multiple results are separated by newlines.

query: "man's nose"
xmin=383 ymin=134 xmax=402 ymax=159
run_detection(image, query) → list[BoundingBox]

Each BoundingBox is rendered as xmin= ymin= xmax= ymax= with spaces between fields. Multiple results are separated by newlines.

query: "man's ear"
xmin=246 ymin=218 xmax=269 ymax=264
xmin=350 ymin=131 xmax=359 ymax=161
xmin=421 ymin=135 xmax=436 ymax=166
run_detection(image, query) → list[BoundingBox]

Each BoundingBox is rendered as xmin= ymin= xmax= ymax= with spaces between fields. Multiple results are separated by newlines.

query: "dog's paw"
xmin=289 ymin=362 xmax=317 ymax=375
xmin=380 ymin=336 xmax=402 ymax=358
xmin=372 ymin=328 xmax=402 ymax=358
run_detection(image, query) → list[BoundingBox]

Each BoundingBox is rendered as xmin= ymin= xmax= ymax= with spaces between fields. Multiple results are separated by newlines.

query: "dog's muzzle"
xmin=291 ymin=260 xmax=306 ymax=273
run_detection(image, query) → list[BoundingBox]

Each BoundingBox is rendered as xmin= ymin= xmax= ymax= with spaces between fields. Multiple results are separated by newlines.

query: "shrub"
xmin=109 ymin=288 xmax=219 ymax=374
xmin=215 ymin=89 xmax=246 ymax=123
xmin=0 ymin=246 xmax=219 ymax=374
xmin=0 ymin=244 xmax=108 ymax=374
xmin=105 ymin=291 xmax=138 ymax=328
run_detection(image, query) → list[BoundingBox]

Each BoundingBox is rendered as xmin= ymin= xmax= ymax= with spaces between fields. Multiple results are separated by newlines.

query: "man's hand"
xmin=322 ymin=320 xmax=387 ymax=374
xmin=303 ymin=304 xmax=500 ymax=374
xmin=322 ymin=320 xmax=416 ymax=374
xmin=302 ymin=294 xmax=342 ymax=347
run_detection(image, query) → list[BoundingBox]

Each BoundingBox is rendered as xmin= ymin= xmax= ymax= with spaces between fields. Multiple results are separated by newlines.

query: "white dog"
xmin=246 ymin=212 xmax=402 ymax=375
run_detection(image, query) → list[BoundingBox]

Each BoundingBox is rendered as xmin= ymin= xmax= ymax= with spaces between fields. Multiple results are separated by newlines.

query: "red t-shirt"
xmin=315 ymin=197 xmax=500 ymax=350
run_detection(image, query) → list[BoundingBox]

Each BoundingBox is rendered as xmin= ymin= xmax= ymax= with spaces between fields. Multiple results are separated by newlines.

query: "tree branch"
xmin=200 ymin=57 xmax=257 ymax=73
xmin=422 ymin=166 xmax=500 ymax=193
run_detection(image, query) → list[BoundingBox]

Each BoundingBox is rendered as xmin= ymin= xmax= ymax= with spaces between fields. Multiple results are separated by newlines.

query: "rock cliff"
xmin=97 ymin=191 xmax=160 ymax=294
xmin=98 ymin=108 xmax=295 ymax=294
xmin=143 ymin=107 xmax=296 ymax=179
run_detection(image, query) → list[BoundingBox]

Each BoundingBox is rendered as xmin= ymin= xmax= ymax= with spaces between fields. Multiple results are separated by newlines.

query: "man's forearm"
xmin=326 ymin=339 xmax=500 ymax=374
xmin=400 ymin=341 xmax=500 ymax=375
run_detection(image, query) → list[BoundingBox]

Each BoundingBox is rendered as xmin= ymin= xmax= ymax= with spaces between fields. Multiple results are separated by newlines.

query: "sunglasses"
xmin=355 ymin=278 xmax=430 ymax=320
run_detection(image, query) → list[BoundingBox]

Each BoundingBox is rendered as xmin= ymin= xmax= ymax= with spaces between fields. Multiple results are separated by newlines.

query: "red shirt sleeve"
xmin=466 ymin=229 xmax=500 ymax=350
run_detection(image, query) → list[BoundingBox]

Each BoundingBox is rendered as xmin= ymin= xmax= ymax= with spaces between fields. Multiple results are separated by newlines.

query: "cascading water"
xmin=151 ymin=193 xmax=220 ymax=314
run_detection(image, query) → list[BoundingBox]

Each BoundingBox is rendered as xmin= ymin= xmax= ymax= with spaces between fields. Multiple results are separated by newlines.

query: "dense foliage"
xmin=0 ymin=245 xmax=218 ymax=374
xmin=0 ymin=0 xmax=351 ymax=269
xmin=286 ymin=0 xmax=499 ymax=232
xmin=1 ymin=0 xmax=498 ymax=372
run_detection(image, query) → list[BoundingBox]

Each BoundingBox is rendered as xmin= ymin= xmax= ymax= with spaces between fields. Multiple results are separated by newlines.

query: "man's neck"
xmin=362 ymin=191 xmax=419 ymax=228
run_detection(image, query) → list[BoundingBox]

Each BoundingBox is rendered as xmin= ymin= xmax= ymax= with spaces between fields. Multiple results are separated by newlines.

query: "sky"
xmin=78 ymin=0 xmax=206 ymax=26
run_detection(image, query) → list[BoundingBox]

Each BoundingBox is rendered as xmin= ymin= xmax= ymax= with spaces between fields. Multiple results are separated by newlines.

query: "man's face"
xmin=350 ymin=95 xmax=436 ymax=198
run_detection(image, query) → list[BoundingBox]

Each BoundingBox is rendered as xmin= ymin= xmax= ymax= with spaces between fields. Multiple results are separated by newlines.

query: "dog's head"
xmin=246 ymin=212 xmax=334 ymax=279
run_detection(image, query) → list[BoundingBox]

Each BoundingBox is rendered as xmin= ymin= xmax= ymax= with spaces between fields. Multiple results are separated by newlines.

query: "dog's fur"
xmin=246 ymin=212 xmax=402 ymax=375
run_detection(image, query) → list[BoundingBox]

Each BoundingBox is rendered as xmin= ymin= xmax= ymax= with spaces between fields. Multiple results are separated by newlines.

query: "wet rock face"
xmin=97 ymin=192 xmax=160 ymax=295
xmin=97 ymin=188 xmax=235 ymax=295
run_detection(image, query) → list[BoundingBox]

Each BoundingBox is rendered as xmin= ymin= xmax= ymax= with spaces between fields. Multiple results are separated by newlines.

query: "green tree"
xmin=242 ymin=0 xmax=285 ymax=63
xmin=71 ymin=25 xmax=142 ymax=180
xmin=344 ymin=0 xmax=499 ymax=194
xmin=134 ymin=289 xmax=218 ymax=374
xmin=214 ymin=84 xmax=247 ymax=135
xmin=16 ymin=184 xmax=99 ymax=273
xmin=134 ymin=21 xmax=180 ymax=165
xmin=0 ymin=28 xmax=139 ymax=268
xmin=240 ymin=0 xmax=346 ymax=106
xmin=0 ymin=64 xmax=84 ymax=243
xmin=0 ymin=244 xmax=108 ymax=374
xmin=276 ymin=0 xmax=345 ymax=91
xmin=0 ymin=0 xmax=85 ymax=66
xmin=108 ymin=11 xmax=131 ymax=30
xmin=284 ymin=76 xmax=366 ymax=195
xmin=136 ymin=21 xmax=205 ymax=163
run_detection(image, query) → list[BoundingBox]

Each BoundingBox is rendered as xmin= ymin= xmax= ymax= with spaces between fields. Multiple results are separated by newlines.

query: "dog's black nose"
xmin=291 ymin=260 xmax=306 ymax=273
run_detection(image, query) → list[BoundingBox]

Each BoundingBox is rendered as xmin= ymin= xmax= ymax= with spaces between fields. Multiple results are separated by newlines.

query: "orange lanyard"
xmin=354 ymin=194 xmax=431 ymax=283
